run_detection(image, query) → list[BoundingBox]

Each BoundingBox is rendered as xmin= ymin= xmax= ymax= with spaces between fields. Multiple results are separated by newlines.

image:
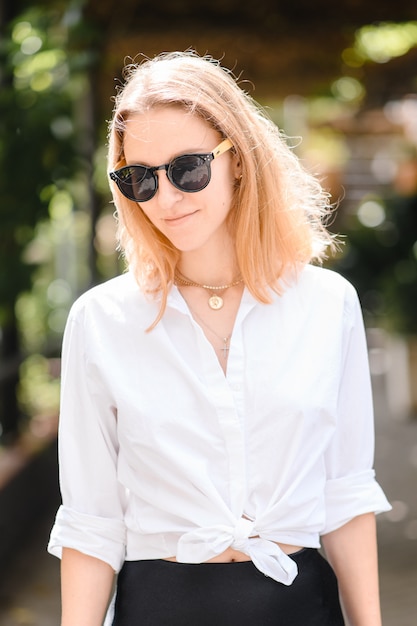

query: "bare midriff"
xmin=163 ymin=541 xmax=303 ymax=563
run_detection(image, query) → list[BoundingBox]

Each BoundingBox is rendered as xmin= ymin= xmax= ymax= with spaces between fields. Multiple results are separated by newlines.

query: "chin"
xmin=166 ymin=236 xmax=205 ymax=253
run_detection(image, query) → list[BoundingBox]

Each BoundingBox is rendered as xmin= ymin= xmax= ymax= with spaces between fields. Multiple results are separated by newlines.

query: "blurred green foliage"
xmin=0 ymin=1 xmax=115 ymax=438
xmin=334 ymin=171 xmax=417 ymax=335
xmin=0 ymin=6 xmax=77 ymax=326
xmin=18 ymin=352 xmax=61 ymax=418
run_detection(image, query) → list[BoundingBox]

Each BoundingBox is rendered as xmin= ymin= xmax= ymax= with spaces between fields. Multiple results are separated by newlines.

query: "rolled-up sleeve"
xmin=323 ymin=285 xmax=391 ymax=534
xmin=47 ymin=301 xmax=127 ymax=571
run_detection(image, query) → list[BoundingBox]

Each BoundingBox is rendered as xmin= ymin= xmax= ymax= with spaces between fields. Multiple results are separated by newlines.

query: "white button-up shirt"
xmin=48 ymin=264 xmax=390 ymax=585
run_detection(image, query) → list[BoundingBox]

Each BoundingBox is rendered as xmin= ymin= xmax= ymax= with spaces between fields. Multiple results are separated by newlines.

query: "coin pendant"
xmin=208 ymin=295 xmax=224 ymax=310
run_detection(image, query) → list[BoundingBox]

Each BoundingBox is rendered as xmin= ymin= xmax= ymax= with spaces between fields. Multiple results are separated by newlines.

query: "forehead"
xmin=123 ymin=106 xmax=220 ymax=161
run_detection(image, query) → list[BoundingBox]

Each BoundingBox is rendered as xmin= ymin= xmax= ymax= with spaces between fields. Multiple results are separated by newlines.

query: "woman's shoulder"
xmin=279 ymin=264 xmax=360 ymax=320
xmin=67 ymin=272 xmax=156 ymax=326
xmin=296 ymin=264 xmax=357 ymax=300
xmin=71 ymin=271 xmax=135 ymax=305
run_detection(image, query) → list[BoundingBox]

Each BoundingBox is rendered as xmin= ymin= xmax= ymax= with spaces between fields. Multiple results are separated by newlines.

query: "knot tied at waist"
xmin=176 ymin=518 xmax=298 ymax=586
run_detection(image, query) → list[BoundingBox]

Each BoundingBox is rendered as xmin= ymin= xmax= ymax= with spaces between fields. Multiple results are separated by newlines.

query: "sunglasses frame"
xmin=110 ymin=138 xmax=234 ymax=202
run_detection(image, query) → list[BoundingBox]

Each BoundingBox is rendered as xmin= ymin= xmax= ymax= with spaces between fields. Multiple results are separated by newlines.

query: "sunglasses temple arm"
xmin=212 ymin=138 xmax=234 ymax=159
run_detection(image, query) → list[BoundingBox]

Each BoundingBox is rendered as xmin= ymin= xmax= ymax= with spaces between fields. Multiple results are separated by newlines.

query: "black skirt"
xmin=112 ymin=548 xmax=345 ymax=625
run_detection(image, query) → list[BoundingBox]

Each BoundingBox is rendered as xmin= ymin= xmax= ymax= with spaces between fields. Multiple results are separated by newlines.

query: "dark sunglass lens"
xmin=118 ymin=167 xmax=156 ymax=202
xmin=170 ymin=155 xmax=210 ymax=192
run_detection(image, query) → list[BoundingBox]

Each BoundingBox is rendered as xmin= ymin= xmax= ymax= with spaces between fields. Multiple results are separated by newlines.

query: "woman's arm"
xmin=321 ymin=512 xmax=382 ymax=626
xmin=61 ymin=547 xmax=116 ymax=626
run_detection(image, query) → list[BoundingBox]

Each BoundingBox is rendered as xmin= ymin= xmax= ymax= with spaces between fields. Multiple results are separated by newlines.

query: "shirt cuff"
xmin=47 ymin=505 xmax=127 ymax=573
xmin=323 ymin=469 xmax=391 ymax=534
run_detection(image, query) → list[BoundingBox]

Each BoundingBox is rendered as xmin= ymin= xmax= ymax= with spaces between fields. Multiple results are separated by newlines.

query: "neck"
xmin=178 ymin=239 xmax=239 ymax=286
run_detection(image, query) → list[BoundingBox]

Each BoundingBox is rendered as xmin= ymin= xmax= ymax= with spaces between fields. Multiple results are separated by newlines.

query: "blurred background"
xmin=0 ymin=0 xmax=416 ymax=624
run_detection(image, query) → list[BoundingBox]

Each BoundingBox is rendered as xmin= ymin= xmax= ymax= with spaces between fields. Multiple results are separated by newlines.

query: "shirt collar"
xmin=167 ymin=284 xmax=258 ymax=318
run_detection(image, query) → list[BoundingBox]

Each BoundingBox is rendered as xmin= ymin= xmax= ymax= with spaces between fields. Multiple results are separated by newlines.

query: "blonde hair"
xmin=108 ymin=51 xmax=335 ymax=326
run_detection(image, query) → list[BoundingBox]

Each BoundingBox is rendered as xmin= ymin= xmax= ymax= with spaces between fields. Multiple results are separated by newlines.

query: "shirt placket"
xmin=167 ymin=287 xmax=256 ymax=517
xmin=195 ymin=326 xmax=247 ymax=516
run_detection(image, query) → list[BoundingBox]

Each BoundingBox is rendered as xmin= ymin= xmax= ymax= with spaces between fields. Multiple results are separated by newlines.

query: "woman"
xmin=48 ymin=51 xmax=391 ymax=625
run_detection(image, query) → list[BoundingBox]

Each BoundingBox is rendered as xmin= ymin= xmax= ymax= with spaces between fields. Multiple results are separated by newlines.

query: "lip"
xmin=163 ymin=211 xmax=198 ymax=225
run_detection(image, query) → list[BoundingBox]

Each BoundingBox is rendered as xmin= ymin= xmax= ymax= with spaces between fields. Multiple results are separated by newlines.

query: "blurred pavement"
xmin=0 ymin=369 xmax=416 ymax=625
xmin=372 ymin=373 xmax=417 ymax=626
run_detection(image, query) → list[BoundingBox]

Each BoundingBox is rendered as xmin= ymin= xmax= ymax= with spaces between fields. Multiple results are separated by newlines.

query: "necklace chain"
xmin=188 ymin=306 xmax=232 ymax=360
xmin=174 ymin=270 xmax=243 ymax=311
xmin=174 ymin=270 xmax=243 ymax=291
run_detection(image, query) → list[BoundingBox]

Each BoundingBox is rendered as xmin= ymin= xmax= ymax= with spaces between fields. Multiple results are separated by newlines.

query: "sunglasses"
xmin=110 ymin=138 xmax=234 ymax=203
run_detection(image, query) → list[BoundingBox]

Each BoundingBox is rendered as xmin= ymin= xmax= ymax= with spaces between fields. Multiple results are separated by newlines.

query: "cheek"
xmin=221 ymin=177 xmax=237 ymax=212
xmin=211 ymin=165 xmax=236 ymax=204
xmin=135 ymin=203 xmax=164 ymax=234
xmin=138 ymin=203 xmax=155 ymax=224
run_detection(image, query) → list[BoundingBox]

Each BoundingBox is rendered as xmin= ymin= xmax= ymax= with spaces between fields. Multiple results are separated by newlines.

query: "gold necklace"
xmin=175 ymin=270 xmax=243 ymax=310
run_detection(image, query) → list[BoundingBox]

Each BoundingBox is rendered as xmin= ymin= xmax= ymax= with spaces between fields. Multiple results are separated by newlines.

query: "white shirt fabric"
xmin=48 ymin=264 xmax=391 ymax=586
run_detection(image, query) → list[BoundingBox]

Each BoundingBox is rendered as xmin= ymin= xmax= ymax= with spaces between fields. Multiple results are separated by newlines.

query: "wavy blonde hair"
xmin=108 ymin=51 xmax=335 ymax=326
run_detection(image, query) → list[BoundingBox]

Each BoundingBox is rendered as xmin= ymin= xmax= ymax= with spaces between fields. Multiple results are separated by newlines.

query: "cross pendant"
xmin=221 ymin=337 xmax=230 ymax=359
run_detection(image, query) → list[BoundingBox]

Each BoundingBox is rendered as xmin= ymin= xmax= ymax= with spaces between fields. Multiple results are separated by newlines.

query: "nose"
xmin=154 ymin=169 xmax=183 ymax=208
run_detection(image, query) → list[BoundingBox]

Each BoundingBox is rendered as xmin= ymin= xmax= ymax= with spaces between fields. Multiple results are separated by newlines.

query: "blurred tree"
xmin=0 ymin=0 xmax=101 ymax=441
